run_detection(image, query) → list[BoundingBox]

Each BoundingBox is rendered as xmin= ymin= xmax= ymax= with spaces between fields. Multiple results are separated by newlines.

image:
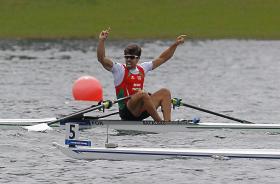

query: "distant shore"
xmin=1 ymin=0 xmax=280 ymax=40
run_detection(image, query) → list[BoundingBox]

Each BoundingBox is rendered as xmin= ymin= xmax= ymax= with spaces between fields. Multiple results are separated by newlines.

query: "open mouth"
xmin=126 ymin=60 xmax=132 ymax=66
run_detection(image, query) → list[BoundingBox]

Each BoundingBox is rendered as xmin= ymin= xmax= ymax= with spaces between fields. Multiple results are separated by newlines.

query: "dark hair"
xmin=124 ymin=44 xmax=141 ymax=57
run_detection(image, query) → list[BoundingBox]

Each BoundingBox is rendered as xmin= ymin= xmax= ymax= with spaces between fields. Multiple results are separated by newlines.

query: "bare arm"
xmin=152 ymin=35 xmax=186 ymax=70
xmin=97 ymin=28 xmax=113 ymax=71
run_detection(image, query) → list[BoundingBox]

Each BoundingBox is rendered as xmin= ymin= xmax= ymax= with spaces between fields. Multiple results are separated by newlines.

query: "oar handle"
xmin=181 ymin=103 xmax=254 ymax=124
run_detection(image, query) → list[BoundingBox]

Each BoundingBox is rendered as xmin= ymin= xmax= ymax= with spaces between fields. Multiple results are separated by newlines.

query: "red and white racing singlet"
xmin=115 ymin=64 xmax=145 ymax=110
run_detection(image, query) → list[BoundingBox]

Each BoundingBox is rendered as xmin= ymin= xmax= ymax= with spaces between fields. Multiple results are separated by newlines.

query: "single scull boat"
xmin=1 ymin=117 xmax=280 ymax=132
xmin=54 ymin=143 xmax=280 ymax=160
xmin=53 ymin=123 xmax=280 ymax=161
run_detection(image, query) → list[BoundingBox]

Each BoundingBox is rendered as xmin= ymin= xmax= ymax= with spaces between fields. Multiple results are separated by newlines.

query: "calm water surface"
xmin=0 ymin=40 xmax=280 ymax=183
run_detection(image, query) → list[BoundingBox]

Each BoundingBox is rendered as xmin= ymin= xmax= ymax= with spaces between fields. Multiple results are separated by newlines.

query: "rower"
xmin=96 ymin=28 xmax=186 ymax=122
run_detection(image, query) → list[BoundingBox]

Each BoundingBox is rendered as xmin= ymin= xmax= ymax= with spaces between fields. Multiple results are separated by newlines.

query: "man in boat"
xmin=97 ymin=28 xmax=186 ymax=122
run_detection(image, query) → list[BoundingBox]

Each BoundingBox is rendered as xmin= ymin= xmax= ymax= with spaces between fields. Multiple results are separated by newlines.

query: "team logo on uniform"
xmin=134 ymin=83 xmax=141 ymax=87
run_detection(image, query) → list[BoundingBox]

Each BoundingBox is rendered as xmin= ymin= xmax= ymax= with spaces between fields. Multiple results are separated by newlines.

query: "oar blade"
xmin=23 ymin=123 xmax=53 ymax=132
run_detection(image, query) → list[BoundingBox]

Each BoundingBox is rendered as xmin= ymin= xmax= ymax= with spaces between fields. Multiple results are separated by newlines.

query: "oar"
xmin=172 ymin=98 xmax=254 ymax=124
xmin=24 ymin=96 xmax=130 ymax=132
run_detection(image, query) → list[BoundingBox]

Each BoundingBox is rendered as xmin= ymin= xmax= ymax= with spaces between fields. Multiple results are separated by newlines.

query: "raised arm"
xmin=97 ymin=28 xmax=113 ymax=71
xmin=152 ymin=35 xmax=186 ymax=70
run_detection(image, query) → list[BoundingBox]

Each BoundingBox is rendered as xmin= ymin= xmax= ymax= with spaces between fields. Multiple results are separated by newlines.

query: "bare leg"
xmin=150 ymin=88 xmax=171 ymax=121
xmin=127 ymin=91 xmax=162 ymax=121
xmin=127 ymin=88 xmax=172 ymax=121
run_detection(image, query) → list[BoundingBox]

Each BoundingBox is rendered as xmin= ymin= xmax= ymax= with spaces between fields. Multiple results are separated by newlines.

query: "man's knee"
xmin=137 ymin=91 xmax=151 ymax=100
xmin=159 ymin=88 xmax=171 ymax=97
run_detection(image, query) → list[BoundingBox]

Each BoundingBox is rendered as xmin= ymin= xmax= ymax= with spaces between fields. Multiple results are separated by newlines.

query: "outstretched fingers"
xmin=176 ymin=35 xmax=187 ymax=45
xmin=99 ymin=27 xmax=111 ymax=40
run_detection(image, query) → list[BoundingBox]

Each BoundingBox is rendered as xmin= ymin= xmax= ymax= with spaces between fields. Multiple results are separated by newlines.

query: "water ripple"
xmin=0 ymin=40 xmax=280 ymax=183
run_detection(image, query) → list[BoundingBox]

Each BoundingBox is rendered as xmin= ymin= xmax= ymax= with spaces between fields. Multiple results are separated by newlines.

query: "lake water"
xmin=0 ymin=39 xmax=280 ymax=183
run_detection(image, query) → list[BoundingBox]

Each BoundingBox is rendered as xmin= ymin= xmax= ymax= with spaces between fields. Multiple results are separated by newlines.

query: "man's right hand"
xmin=99 ymin=28 xmax=110 ymax=41
xmin=175 ymin=35 xmax=187 ymax=46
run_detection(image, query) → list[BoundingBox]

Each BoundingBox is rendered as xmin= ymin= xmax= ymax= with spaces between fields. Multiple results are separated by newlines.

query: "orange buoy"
xmin=72 ymin=76 xmax=103 ymax=101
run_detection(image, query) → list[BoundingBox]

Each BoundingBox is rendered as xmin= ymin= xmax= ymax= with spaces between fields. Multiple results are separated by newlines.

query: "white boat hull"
xmin=1 ymin=118 xmax=280 ymax=132
xmin=60 ymin=119 xmax=280 ymax=132
xmin=53 ymin=143 xmax=280 ymax=161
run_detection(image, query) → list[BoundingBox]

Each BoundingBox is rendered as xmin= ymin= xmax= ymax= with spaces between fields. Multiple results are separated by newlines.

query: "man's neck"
xmin=128 ymin=67 xmax=139 ymax=74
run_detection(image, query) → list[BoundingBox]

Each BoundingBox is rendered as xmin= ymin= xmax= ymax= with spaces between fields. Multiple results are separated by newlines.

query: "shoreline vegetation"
xmin=1 ymin=0 xmax=280 ymax=40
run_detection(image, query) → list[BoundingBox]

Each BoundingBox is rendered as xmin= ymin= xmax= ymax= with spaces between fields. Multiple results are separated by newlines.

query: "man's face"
xmin=124 ymin=55 xmax=139 ymax=69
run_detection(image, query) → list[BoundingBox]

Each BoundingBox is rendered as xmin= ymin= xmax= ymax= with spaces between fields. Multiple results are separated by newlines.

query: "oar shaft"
xmin=48 ymin=96 xmax=130 ymax=126
xmin=48 ymin=105 xmax=100 ymax=126
xmin=182 ymin=102 xmax=254 ymax=124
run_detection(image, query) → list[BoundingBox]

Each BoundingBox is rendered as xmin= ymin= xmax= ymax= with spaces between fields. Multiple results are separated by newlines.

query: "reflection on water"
xmin=0 ymin=39 xmax=280 ymax=183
